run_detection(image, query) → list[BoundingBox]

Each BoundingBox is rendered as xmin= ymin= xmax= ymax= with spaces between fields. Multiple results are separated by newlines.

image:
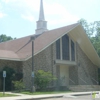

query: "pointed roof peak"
xmin=39 ymin=0 xmax=45 ymax=21
xmin=36 ymin=0 xmax=47 ymax=35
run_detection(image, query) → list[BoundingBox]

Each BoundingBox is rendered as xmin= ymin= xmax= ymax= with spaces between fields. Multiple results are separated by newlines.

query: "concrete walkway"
xmin=0 ymin=91 xmax=99 ymax=100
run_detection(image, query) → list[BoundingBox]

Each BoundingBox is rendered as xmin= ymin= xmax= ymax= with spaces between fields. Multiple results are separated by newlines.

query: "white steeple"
xmin=35 ymin=0 xmax=47 ymax=35
xmin=39 ymin=0 xmax=45 ymax=20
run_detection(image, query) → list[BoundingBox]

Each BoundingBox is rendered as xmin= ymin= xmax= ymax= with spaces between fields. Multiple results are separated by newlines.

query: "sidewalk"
xmin=0 ymin=91 xmax=99 ymax=100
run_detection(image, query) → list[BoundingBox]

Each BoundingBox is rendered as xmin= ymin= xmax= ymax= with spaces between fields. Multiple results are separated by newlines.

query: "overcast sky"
xmin=0 ymin=0 xmax=99 ymax=38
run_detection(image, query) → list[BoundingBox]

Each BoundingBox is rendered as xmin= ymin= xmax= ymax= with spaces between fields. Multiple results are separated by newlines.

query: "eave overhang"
xmin=68 ymin=25 xmax=100 ymax=67
xmin=0 ymin=24 xmax=99 ymax=67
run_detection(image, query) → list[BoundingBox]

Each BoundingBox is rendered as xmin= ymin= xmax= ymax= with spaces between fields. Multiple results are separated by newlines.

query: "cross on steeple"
xmin=35 ymin=0 xmax=48 ymax=35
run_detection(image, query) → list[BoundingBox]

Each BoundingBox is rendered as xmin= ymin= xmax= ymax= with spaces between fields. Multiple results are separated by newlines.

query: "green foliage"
xmin=0 ymin=66 xmax=15 ymax=91
xmin=78 ymin=19 xmax=91 ymax=37
xmin=34 ymin=70 xmax=56 ymax=91
xmin=0 ymin=93 xmax=17 ymax=97
xmin=12 ymin=72 xmax=23 ymax=81
xmin=12 ymin=79 xmax=25 ymax=92
xmin=0 ymin=66 xmax=23 ymax=91
xmin=78 ymin=19 xmax=100 ymax=84
xmin=20 ymin=91 xmax=71 ymax=95
xmin=78 ymin=19 xmax=100 ymax=57
xmin=0 ymin=34 xmax=16 ymax=42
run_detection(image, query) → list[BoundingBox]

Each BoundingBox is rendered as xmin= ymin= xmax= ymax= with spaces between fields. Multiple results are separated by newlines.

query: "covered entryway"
xmin=60 ymin=65 xmax=69 ymax=87
xmin=55 ymin=60 xmax=77 ymax=90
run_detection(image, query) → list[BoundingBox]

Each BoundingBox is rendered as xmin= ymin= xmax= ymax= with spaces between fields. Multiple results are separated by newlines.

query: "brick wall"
xmin=23 ymin=42 xmax=99 ymax=90
xmin=69 ymin=66 xmax=78 ymax=85
xmin=0 ymin=60 xmax=22 ymax=72
xmin=22 ymin=43 xmax=57 ymax=90
xmin=69 ymin=43 xmax=98 ymax=86
xmin=76 ymin=43 xmax=98 ymax=85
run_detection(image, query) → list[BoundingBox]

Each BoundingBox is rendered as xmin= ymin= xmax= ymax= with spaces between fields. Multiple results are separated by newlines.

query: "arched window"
xmin=56 ymin=34 xmax=75 ymax=61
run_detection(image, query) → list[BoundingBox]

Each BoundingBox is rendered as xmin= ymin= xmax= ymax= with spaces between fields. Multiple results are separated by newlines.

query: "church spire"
xmin=39 ymin=0 xmax=45 ymax=20
xmin=35 ymin=0 xmax=47 ymax=35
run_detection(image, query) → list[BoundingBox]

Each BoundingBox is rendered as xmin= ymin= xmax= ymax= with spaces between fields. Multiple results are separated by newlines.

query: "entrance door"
xmin=60 ymin=65 xmax=69 ymax=87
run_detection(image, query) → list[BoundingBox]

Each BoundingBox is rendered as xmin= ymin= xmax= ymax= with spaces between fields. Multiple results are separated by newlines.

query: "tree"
xmin=0 ymin=66 xmax=23 ymax=91
xmin=78 ymin=19 xmax=100 ymax=57
xmin=78 ymin=19 xmax=92 ymax=37
xmin=0 ymin=66 xmax=15 ymax=91
xmin=0 ymin=34 xmax=16 ymax=42
xmin=78 ymin=19 xmax=100 ymax=84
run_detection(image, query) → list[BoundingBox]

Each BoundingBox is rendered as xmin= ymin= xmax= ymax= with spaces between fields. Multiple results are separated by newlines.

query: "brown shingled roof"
xmin=0 ymin=23 xmax=79 ymax=61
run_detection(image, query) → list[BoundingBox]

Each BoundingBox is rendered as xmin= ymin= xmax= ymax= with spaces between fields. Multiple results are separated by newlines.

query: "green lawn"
xmin=0 ymin=93 xmax=17 ymax=97
xmin=20 ymin=91 xmax=71 ymax=95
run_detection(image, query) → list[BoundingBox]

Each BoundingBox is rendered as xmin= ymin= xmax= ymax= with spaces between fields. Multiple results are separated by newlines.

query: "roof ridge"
xmin=0 ymin=23 xmax=79 ymax=45
xmin=44 ymin=23 xmax=79 ymax=33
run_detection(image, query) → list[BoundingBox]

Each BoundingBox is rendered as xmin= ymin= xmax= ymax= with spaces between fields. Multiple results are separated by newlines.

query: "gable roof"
xmin=0 ymin=23 xmax=78 ymax=60
xmin=0 ymin=23 xmax=100 ymax=66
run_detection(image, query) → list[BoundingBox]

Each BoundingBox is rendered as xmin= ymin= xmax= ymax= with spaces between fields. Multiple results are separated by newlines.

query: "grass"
xmin=20 ymin=91 xmax=71 ymax=95
xmin=0 ymin=93 xmax=17 ymax=97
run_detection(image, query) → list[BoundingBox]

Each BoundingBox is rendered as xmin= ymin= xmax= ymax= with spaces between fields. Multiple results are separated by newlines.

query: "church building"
xmin=0 ymin=0 xmax=100 ymax=91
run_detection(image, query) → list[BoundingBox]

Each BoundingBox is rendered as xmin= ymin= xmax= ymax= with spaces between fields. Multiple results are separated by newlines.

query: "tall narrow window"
xmin=56 ymin=39 xmax=60 ymax=59
xmin=62 ymin=34 xmax=69 ymax=60
xmin=71 ymin=40 xmax=75 ymax=61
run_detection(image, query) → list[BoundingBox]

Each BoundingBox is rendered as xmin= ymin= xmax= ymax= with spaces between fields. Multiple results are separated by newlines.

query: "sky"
xmin=0 ymin=0 xmax=99 ymax=38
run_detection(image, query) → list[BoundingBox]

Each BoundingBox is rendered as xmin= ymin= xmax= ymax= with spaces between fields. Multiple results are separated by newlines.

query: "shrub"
xmin=12 ymin=79 xmax=25 ymax=92
xmin=34 ymin=70 xmax=56 ymax=91
xmin=0 ymin=66 xmax=23 ymax=91
xmin=0 ymin=66 xmax=15 ymax=91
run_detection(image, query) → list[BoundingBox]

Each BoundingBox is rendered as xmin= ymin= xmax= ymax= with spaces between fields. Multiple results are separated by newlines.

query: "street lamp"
xmin=30 ymin=36 xmax=35 ymax=92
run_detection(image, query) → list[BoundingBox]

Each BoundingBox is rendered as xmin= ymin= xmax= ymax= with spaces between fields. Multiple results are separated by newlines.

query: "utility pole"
xmin=31 ymin=36 xmax=35 ymax=92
